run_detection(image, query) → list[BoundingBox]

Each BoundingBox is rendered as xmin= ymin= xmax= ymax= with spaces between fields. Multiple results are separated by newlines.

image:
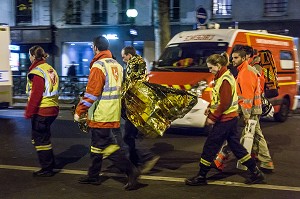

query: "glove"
xmin=74 ymin=113 xmax=80 ymax=122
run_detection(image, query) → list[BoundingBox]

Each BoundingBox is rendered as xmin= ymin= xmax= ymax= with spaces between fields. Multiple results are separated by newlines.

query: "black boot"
xmin=245 ymin=166 xmax=266 ymax=184
xmin=185 ymin=174 xmax=207 ymax=186
xmin=33 ymin=169 xmax=55 ymax=177
xmin=78 ymin=176 xmax=101 ymax=185
xmin=185 ymin=163 xmax=210 ymax=186
xmin=124 ymin=167 xmax=140 ymax=191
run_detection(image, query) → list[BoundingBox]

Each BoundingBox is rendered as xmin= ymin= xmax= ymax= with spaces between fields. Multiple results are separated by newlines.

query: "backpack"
xmin=258 ymin=50 xmax=279 ymax=98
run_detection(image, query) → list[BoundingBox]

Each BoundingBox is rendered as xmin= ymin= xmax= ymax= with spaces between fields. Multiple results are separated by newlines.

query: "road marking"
xmin=1 ymin=164 xmax=300 ymax=192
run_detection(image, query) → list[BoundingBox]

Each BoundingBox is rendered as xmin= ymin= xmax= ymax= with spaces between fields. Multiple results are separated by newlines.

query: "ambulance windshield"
xmin=152 ymin=42 xmax=228 ymax=72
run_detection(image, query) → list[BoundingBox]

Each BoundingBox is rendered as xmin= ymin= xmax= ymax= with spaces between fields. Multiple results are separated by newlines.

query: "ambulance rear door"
xmin=0 ymin=25 xmax=13 ymax=108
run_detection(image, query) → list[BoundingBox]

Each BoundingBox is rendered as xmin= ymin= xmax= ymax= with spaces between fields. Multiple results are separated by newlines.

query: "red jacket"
xmin=208 ymin=66 xmax=238 ymax=122
xmin=24 ymin=60 xmax=59 ymax=119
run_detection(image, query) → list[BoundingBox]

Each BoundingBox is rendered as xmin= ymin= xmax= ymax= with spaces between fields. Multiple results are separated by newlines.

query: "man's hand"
xmin=74 ymin=113 xmax=80 ymax=122
xmin=205 ymin=118 xmax=215 ymax=125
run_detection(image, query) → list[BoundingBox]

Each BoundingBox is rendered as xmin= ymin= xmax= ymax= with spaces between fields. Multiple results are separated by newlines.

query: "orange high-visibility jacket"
xmin=236 ymin=61 xmax=262 ymax=119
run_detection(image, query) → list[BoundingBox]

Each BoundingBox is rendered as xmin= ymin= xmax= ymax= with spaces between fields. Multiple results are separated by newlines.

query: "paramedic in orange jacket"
xmin=232 ymin=49 xmax=274 ymax=172
xmin=74 ymin=36 xmax=139 ymax=190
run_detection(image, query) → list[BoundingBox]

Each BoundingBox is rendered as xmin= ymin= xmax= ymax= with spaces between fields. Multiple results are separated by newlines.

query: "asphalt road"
xmin=0 ymin=109 xmax=300 ymax=199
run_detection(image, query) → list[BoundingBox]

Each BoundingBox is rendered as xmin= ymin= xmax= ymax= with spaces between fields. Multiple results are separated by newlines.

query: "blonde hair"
xmin=206 ymin=52 xmax=229 ymax=67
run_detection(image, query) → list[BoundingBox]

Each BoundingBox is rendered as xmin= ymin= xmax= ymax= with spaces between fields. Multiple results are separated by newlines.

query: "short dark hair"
xmin=232 ymin=49 xmax=247 ymax=58
xmin=122 ymin=46 xmax=136 ymax=56
xmin=93 ymin=36 xmax=109 ymax=51
xmin=232 ymin=44 xmax=253 ymax=57
xmin=243 ymin=45 xmax=254 ymax=58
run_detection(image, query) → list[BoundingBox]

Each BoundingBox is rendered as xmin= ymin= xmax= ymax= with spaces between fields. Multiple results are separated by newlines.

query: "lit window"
xmin=212 ymin=0 xmax=232 ymax=17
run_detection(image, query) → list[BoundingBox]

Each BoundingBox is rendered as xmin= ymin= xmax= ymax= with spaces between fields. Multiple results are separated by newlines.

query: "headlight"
xmin=190 ymin=80 xmax=208 ymax=97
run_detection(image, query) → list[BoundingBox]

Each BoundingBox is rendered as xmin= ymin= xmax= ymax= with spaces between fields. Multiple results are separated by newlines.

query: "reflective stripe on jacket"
xmin=210 ymin=70 xmax=238 ymax=115
xmin=26 ymin=63 xmax=59 ymax=108
xmin=236 ymin=61 xmax=262 ymax=119
xmin=87 ymin=58 xmax=123 ymax=123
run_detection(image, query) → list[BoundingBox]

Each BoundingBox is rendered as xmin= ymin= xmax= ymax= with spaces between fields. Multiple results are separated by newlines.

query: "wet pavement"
xmin=0 ymin=109 xmax=300 ymax=199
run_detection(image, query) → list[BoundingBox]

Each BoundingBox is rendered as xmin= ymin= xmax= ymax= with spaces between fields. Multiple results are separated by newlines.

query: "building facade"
xmin=1 ymin=0 xmax=300 ymax=76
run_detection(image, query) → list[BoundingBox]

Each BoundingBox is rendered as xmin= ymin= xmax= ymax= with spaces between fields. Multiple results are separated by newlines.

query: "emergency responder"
xmin=185 ymin=52 xmax=265 ymax=186
xmin=74 ymin=37 xmax=140 ymax=191
xmin=233 ymin=45 xmax=265 ymax=91
xmin=121 ymin=46 xmax=160 ymax=174
xmin=213 ymin=45 xmax=274 ymax=173
xmin=25 ymin=45 xmax=59 ymax=177
xmin=233 ymin=46 xmax=274 ymax=172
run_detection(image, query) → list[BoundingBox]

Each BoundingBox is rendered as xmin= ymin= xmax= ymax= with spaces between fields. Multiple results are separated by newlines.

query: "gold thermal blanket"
xmin=124 ymin=81 xmax=197 ymax=138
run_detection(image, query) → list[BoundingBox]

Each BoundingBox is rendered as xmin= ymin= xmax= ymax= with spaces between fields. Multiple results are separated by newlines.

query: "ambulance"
xmin=0 ymin=25 xmax=13 ymax=108
xmin=148 ymin=28 xmax=299 ymax=128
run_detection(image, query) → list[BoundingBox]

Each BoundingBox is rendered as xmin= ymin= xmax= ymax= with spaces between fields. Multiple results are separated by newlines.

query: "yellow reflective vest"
xmin=210 ymin=70 xmax=238 ymax=115
xmin=26 ymin=63 xmax=59 ymax=107
xmin=87 ymin=58 xmax=123 ymax=123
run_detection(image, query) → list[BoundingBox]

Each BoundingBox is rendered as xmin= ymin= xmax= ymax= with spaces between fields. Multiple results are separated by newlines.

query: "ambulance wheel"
xmin=274 ymin=98 xmax=290 ymax=122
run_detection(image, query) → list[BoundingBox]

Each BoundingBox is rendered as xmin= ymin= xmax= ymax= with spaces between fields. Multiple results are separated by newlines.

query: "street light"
xmin=126 ymin=9 xmax=138 ymax=18
xmin=126 ymin=9 xmax=138 ymax=46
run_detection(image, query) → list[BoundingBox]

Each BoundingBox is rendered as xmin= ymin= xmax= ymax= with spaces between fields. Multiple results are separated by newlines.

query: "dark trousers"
xmin=31 ymin=114 xmax=57 ymax=171
xmin=200 ymin=117 xmax=256 ymax=174
xmin=124 ymin=119 xmax=154 ymax=166
xmin=88 ymin=128 xmax=135 ymax=178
